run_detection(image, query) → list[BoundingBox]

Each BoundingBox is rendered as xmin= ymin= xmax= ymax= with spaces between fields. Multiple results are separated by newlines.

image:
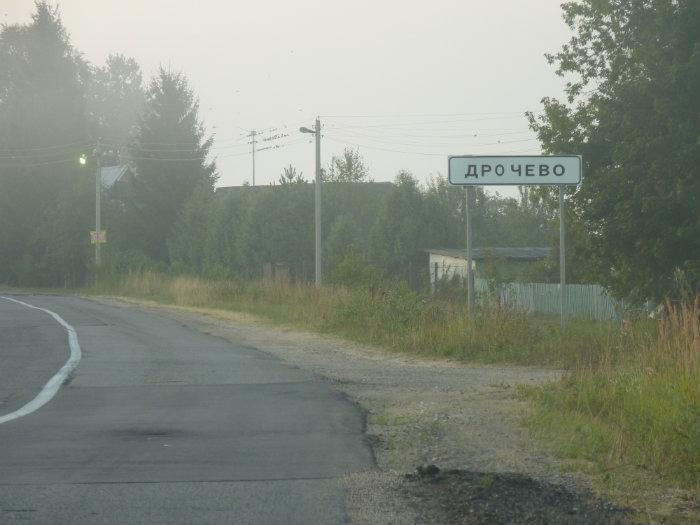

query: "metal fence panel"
xmin=474 ymin=278 xmax=620 ymax=321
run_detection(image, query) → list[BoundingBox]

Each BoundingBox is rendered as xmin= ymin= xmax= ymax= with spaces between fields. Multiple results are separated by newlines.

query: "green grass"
xmin=521 ymin=299 xmax=700 ymax=502
xmin=91 ymin=271 xmax=700 ymax=506
xmin=92 ymin=271 xmax=618 ymax=367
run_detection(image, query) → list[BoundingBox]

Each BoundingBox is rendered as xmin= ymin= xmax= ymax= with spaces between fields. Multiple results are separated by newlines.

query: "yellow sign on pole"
xmin=90 ymin=230 xmax=107 ymax=244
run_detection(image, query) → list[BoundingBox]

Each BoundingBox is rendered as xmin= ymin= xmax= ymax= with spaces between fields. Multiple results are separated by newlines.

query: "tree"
xmin=278 ymin=164 xmax=306 ymax=185
xmin=168 ymin=185 xmax=213 ymax=273
xmin=122 ymin=68 xmax=217 ymax=263
xmin=0 ymin=1 xmax=91 ymax=285
xmin=528 ymin=0 xmax=700 ymax=300
xmin=88 ymin=54 xmax=145 ymax=164
xmin=324 ymin=147 xmax=370 ymax=182
xmin=237 ymin=185 xmax=314 ymax=280
xmin=370 ymin=171 xmax=427 ymax=286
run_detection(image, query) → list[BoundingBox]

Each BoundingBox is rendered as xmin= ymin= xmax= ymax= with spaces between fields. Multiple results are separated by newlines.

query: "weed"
xmin=92 ymin=272 xmax=700 ymax=497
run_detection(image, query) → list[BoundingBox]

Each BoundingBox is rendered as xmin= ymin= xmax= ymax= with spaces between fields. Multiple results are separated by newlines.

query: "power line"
xmin=0 ymin=157 xmax=82 ymax=168
xmin=322 ymin=126 xmax=533 ymax=139
xmin=123 ymin=138 xmax=306 ymax=163
xmin=320 ymin=111 xmax=526 ymax=118
xmin=126 ymin=142 xmax=251 ymax=154
xmin=0 ymin=148 xmax=95 ymax=160
xmin=0 ymin=139 xmax=94 ymax=154
xmin=324 ymin=137 xmax=445 ymax=157
xmin=324 ymin=132 xmax=538 ymax=149
xmin=323 ymin=115 xmax=527 ymax=129
xmin=325 ymin=136 xmax=542 ymax=157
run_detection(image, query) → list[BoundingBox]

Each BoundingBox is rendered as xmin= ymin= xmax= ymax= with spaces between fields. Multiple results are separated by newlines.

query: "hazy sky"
xmin=4 ymin=1 xmax=572 ymax=191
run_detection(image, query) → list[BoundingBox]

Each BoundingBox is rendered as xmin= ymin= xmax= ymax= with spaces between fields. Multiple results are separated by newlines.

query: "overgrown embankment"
xmin=92 ymin=272 xmax=699 ymax=511
xmin=522 ymin=299 xmax=700 ymax=504
xmin=94 ymin=271 xmax=618 ymax=367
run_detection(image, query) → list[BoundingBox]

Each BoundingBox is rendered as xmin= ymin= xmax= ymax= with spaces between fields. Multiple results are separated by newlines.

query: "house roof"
xmin=423 ymin=247 xmax=552 ymax=261
xmin=215 ymin=181 xmax=394 ymax=193
xmin=100 ymin=165 xmax=129 ymax=189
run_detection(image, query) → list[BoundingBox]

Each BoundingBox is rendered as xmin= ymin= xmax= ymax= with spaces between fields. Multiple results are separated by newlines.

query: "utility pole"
xmin=250 ymin=130 xmax=257 ymax=186
xmin=94 ymin=142 xmax=102 ymax=267
xmin=314 ymin=117 xmax=322 ymax=287
xmin=300 ymin=118 xmax=322 ymax=286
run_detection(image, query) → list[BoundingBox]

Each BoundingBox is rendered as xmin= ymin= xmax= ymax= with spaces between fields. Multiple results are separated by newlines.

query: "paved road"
xmin=0 ymin=294 xmax=374 ymax=524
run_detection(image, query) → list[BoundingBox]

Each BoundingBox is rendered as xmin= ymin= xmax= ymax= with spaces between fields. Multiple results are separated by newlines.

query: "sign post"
xmin=448 ymin=155 xmax=581 ymax=327
xmin=465 ymin=187 xmax=473 ymax=313
xmin=559 ymin=187 xmax=566 ymax=328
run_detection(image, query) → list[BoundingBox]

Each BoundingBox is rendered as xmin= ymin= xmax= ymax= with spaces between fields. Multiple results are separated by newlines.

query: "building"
xmin=100 ymin=165 xmax=131 ymax=189
xmin=423 ymin=247 xmax=552 ymax=290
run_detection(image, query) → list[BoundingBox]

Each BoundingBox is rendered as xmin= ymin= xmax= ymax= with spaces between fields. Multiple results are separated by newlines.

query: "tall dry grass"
xmin=525 ymin=298 xmax=700 ymax=489
xmin=97 ymin=271 xmax=618 ymax=366
xmin=96 ymin=272 xmax=700 ymax=489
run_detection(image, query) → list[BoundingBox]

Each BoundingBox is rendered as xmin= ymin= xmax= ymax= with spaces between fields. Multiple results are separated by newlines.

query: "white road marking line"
xmin=0 ymin=296 xmax=82 ymax=424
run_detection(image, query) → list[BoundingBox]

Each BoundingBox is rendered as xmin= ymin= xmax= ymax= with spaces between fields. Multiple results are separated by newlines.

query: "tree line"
xmin=1 ymin=1 xmax=697 ymax=301
xmin=0 ymin=2 xmax=554 ymax=291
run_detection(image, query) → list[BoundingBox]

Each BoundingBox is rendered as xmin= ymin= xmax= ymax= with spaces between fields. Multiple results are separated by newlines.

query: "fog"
xmin=4 ymin=0 xmax=570 ymax=189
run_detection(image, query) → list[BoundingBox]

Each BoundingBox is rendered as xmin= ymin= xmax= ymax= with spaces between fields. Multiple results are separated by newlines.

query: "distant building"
xmin=423 ymin=247 xmax=552 ymax=290
xmin=215 ymin=181 xmax=394 ymax=194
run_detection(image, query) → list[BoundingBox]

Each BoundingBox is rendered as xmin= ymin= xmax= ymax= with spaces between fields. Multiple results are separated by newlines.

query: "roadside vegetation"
xmin=93 ymin=271 xmax=700 ymax=503
xmin=94 ymin=271 xmax=618 ymax=367
xmin=2 ymin=0 xmax=699 ymax=517
xmin=523 ymin=299 xmax=700 ymax=502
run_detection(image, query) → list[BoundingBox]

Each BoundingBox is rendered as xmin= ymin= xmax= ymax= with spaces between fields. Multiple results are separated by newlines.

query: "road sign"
xmin=448 ymin=153 xmax=582 ymax=329
xmin=448 ymin=155 xmax=581 ymax=186
xmin=90 ymin=230 xmax=107 ymax=244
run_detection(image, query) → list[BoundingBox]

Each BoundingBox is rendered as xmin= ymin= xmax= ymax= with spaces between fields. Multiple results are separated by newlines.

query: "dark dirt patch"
xmin=405 ymin=465 xmax=635 ymax=524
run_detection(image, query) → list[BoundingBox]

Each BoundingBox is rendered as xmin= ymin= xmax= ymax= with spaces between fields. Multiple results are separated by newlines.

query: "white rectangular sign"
xmin=448 ymin=155 xmax=581 ymax=186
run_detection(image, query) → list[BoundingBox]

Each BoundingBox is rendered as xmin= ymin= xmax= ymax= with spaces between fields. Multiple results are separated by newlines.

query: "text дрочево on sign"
xmin=448 ymin=155 xmax=581 ymax=186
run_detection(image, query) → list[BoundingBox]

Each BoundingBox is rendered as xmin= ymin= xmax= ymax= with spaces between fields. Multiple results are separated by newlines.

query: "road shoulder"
xmin=89 ymin=296 xmax=634 ymax=524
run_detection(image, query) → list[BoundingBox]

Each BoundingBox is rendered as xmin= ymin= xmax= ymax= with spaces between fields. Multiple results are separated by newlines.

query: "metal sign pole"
xmin=95 ymin=143 xmax=101 ymax=267
xmin=559 ymin=186 xmax=566 ymax=328
xmin=447 ymin=155 xmax=581 ymax=324
xmin=465 ymin=186 xmax=474 ymax=313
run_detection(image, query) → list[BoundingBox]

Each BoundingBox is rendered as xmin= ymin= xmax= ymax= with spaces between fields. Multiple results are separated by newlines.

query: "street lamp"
xmin=300 ymin=118 xmax=322 ymax=286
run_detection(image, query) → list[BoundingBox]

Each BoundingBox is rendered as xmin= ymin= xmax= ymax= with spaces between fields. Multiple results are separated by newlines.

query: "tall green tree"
xmin=88 ymin=54 xmax=145 ymax=163
xmin=529 ymin=0 xmax=700 ymax=300
xmin=324 ymin=147 xmax=370 ymax=182
xmin=0 ymin=1 xmax=91 ymax=285
xmin=122 ymin=68 xmax=217 ymax=262
xmin=370 ymin=171 xmax=428 ymax=285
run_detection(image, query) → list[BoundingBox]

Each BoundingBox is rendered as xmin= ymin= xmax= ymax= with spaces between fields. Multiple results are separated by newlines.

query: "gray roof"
xmin=100 ymin=165 xmax=129 ymax=189
xmin=423 ymin=247 xmax=552 ymax=261
xmin=215 ymin=181 xmax=394 ymax=193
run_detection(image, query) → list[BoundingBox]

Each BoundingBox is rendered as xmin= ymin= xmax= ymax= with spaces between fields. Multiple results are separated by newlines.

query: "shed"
xmin=423 ymin=247 xmax=552 ymax=290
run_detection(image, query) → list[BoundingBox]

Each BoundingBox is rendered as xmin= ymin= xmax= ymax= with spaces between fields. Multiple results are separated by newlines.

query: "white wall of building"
xmin=428 ymin=253 xmax=476 ymax=290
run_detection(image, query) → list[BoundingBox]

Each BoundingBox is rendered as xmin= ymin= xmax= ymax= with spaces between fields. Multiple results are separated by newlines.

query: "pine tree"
xmin=123 ymin=68 xmax=217 ymax=263
xmin=0 ymin=1 xmax=91 ymax=285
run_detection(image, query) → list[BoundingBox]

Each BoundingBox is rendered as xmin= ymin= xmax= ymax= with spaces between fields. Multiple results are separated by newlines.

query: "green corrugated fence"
xmin=474 ymin=278 xmax=621 ymax=321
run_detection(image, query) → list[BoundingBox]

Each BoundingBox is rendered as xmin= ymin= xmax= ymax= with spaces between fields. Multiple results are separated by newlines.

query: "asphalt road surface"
xmin=0 ymin=294 xmax=374 ymax=524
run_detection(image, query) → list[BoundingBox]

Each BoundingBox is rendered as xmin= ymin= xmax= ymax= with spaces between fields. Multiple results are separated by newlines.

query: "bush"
xmin=328 ymin=251 xmax=382 ymax=290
